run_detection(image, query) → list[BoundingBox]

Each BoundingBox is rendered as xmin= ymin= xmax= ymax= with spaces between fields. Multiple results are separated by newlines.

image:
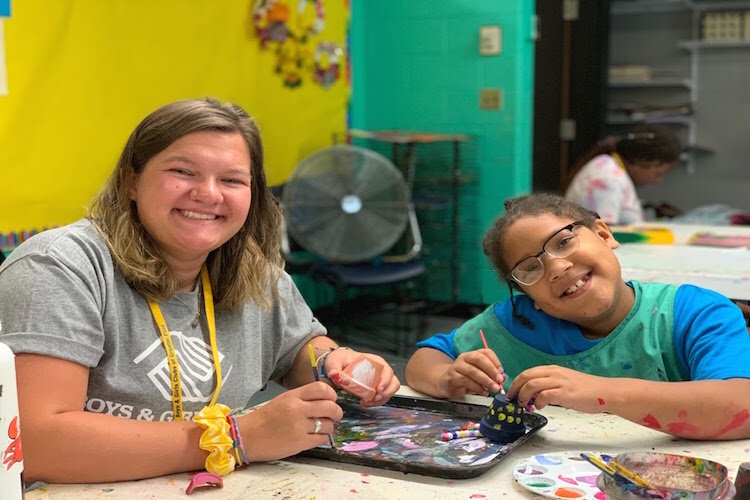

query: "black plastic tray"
xmin=300 ymin=393 xmax=547 ymax=479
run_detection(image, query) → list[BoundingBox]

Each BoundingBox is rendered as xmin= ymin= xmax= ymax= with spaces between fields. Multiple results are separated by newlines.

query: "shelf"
xmin=606 ymin=114 xmax=693 ymax=125
xmin=612 ymin=0 xmax=690 ymax=14
xmin=613 ymin=0 xmax=750 ymax=14
xmin=691 ymin=1 xmax=750 ymax=11
xmin=608 ymin=78 xmax=693 ymax=89
xmin=678 ymin=40 xmax=750 ymax=50
xmin=685 ymin=143 xmax=714 ymax=154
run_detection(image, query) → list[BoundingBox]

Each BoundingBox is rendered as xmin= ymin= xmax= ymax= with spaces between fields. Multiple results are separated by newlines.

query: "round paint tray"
xmin=513 ymin=451 xmax=607 ymax=499
xmin=596 ymin=451 xmax=734 ymax=500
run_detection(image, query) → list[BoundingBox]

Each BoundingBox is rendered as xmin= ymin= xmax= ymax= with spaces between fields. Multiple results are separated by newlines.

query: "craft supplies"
xmin=596 ymin=451 xmax=733 ymax=500
xmin=307 ymin=343 xmax=321 ymax=381
xmin=611 ymin=226 xmax=675 ymax=245
xmin=735 ymin=462 xmax=750 ymax=499
xmin=479 ymin=393 xmax=526 ymax=444
xmin=513 ymin=451 xmax=606 ymax=499
xmin=479 ymin=328 xmax=505 ymax=395
xmin=479 ymin=328 xmax=489 ymax=349
xmin=689 ymin=232 xmax=750 ymax=248
xmin=302 ymin=394 xmax=547 ymax=479
xmin=307 ymin=344 xmax=335 ymax=448
xmin=447 ymin=422 xmax=480 ymax=432
xmin=441 ymin=429 xmax=483 ymax=441
xmin=329 ymin=354 xmax=384 ymax=402
xmin=580 ymin=452 xmax=652 ymax=488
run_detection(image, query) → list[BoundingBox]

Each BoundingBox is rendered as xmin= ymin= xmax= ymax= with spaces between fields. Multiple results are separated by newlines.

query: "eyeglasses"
xmin=508 ymin=221 xmax=586 ymax=286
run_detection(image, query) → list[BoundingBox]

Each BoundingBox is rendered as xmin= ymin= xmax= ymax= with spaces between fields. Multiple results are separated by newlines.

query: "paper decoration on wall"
xmin=275 ymin=37 xmax=313 ymax=89
xmin=253 ymin=0 xmax=324 ymax=46
xmin=252 ymin=0 xmax=342 ymax=89
xmin=313 ymin=41 xmax=342 ymax=88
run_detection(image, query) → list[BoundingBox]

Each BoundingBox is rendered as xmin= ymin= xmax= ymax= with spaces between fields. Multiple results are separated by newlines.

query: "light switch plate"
xmin=479 ymin=25 xmax=502 ymax=55
xmin=480 ymin=88 xmax=502 ymax=110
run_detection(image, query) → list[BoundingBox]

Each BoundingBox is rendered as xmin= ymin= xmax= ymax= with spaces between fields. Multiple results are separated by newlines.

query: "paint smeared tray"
xmin=299 ymin=393 xmax=547 ymax=479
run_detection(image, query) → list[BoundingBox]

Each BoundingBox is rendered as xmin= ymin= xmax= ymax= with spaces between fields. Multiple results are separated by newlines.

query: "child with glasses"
xmin=405 ymin=193 xmax=750 ymax=439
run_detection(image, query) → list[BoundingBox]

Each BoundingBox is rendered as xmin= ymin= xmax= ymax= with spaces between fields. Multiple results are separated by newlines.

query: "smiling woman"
xmin=0 ymin=98 xmax=401 ymax=484
xmin=129 ymin=131 xmax=253 ymax=292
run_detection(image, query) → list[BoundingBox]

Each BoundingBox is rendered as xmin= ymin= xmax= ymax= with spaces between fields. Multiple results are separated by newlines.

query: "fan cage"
xmin=283 ymin=145 xmax=411 ymax=263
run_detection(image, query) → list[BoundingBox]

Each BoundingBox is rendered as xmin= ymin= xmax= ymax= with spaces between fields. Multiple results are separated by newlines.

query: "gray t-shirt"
xmin=0 ymin=220 xmax=326 ymax=422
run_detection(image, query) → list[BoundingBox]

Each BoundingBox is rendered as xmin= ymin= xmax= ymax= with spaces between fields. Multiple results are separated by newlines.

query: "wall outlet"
xmin=480 ymin=88 xmax=502 ymax=110
xmin=479 ymin=25 xmax=502 ymax=55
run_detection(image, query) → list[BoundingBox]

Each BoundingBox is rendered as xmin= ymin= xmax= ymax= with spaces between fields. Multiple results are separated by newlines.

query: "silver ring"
xmin=314 ymin=419 xmax=322 ymax=434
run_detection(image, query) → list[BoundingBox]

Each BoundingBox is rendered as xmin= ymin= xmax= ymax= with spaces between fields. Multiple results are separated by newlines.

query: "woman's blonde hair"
xmin=89 ymin=98 xmax=283 ymax=310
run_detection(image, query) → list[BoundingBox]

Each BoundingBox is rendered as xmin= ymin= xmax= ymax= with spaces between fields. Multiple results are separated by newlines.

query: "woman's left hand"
xmin=508 ymin=364 xmax=611 ymax=414
xmin=324 ymin=348 xmax=400 ymax=407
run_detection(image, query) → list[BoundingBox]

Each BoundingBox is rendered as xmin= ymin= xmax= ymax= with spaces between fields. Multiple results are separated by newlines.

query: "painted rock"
xmin=479 ymin=393 xmax=526 ymax=444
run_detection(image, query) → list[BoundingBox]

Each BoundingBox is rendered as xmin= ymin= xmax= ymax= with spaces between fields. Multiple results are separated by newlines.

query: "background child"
xmin=563 ymin=124 xmax=681 ymax=224
xmin=405 ymin=193 xmax=750 ymax=440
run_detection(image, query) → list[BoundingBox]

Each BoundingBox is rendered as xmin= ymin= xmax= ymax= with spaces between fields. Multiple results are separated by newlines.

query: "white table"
xmin=613 ymin=223 xmax=750 ymax=300
xmin=26 ymin=388 xmax=750 ymax=500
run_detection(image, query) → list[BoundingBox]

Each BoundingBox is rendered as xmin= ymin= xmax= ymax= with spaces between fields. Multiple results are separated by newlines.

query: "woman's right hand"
xmin=437 ymin=349 xmax=506 ymax=399
xmin=240 ymin=381 xmax=342 ymax=461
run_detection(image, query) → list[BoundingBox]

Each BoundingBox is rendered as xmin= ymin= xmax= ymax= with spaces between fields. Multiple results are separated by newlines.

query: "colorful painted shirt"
xmin=565 ymin=154 xmax=643 ymax=224
xmin=417 ymin=281 xmax=750 ymax=389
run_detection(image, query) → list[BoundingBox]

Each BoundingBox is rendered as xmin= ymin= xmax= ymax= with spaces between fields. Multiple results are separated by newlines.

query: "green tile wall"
xmin=350 ymin=0 xmax=535 ymax=305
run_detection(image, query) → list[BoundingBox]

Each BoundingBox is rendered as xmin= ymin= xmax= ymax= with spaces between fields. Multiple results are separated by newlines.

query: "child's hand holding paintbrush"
xmin=479 ymin=329 xmax=506 ymax=396
xmin=412 ymin=329 xmax=507 ymax=400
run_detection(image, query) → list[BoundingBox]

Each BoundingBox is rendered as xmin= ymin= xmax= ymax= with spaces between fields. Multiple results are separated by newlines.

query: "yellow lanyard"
xmin=147 ymin=264 xmax=223 ymax=421
xmin=612 ymin=152 xmax=626 ymax=171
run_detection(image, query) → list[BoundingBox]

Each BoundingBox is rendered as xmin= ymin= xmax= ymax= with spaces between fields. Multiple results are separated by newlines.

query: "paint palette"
xmin=301 ymin=394 xmax=548 ymax=479
xmin=513 ymin=451 xmax=607 ymax=499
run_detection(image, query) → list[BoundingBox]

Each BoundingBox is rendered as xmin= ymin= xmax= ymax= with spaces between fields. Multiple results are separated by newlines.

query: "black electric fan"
xmin=281 ymin=145 xmax=414 ymax=263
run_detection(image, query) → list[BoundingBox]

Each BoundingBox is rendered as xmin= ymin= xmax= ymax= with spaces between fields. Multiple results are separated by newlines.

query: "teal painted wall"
xmin=350 ymin=0 xmax=535 ymax=305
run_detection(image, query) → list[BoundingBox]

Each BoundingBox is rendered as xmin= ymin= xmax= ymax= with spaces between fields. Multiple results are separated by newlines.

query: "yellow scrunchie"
xmin=193 ymin=403 xmax=235 ymax=476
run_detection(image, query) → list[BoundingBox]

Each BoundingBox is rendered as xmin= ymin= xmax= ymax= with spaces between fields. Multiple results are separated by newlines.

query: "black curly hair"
xmin=482 ymin=193 xmax=600 ymax=329
xmin=561 ymin=124 xmax=681 ymax=193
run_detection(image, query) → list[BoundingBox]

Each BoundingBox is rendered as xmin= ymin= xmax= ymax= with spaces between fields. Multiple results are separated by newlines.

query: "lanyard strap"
xmin=148 ymin=263 xmax=222 ymax=421
xmin=611 ymin=152 xmax=626 ymax=171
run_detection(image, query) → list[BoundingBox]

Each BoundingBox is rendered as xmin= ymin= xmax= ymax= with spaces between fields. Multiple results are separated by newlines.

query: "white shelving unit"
xmin=611 ymin=0 xmax=691 ymax=15
xmin=608 ymin=78 xmax=693 ymax=89
xmin=609 ymin=0 xmax=700 ymax=172
xmin=608 ymin=0 xmax=750 ymax=173
xmin=607 ymin=0 xmax=750 ymax=174
xmin=678 ymin=40 xmax=750 ymax=49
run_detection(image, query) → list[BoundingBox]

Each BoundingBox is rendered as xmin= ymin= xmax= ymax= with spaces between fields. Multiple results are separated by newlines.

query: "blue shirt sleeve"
xmin=674 ymin=285 xmax=750 ymax=380
xmin=416 ymin=330 xmax=459 ymax=359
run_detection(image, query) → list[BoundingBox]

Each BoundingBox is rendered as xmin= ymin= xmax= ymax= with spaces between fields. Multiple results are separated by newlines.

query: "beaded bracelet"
xmin=316 ymin=346 xmax=352 ymax=378
xmin=193 ymin=403 xmax=235 ymax=476
xmin=227 ymin=414 xmax=249 ymax=466
xmin=226 ymin=415 xmax=242 ymax=466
